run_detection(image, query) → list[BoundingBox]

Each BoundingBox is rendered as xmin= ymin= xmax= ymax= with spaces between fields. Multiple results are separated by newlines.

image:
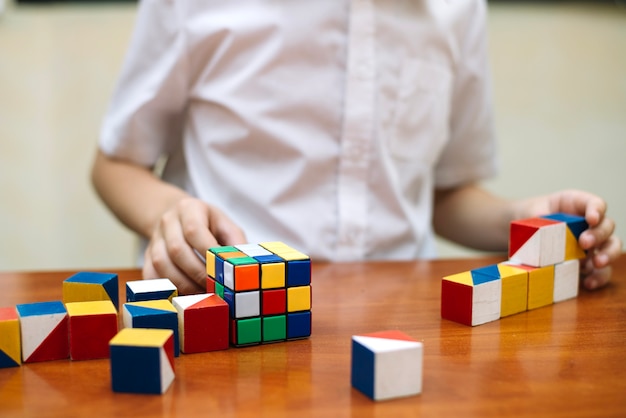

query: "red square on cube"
xmin=262 ymin=289 xmax=286 ymax=315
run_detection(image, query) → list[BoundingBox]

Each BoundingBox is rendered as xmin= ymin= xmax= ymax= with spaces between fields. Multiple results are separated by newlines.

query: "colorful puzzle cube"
xmin=63 ymin=271 xmax=119 ymax=310
xmin=109 ymin=328 xmax=175 ymax=394
xmin=66 ymin=300 xmax=118 ymax=360
xmin=509 ymin=217 xmax=566 ymax=267
xmin=16 ymin=301 xmax=69 ymax=363
xmin=553 ymin=259 xmax=580 ymax=303
xmin=126 ymin=278 xmax=178 ymax=303
xmin=0 ymin=307 xmax=21 ymax=368
xmin=172 ymin=294 xmax=229 ymax=353
xmin=123 ymin=300 xmax=180 ymax=356
xmin=351 ymin=330 xmax=423 ymax=401
xmin=543 ymin=213 xmax=588 ymax=261
xmin=441 ymin=268 xmax=501 ymax=326
xmin=207 ymin=242 xmax=312 ymax=346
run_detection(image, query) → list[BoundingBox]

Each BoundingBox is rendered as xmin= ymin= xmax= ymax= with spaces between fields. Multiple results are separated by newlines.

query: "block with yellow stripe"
xmin=109 ymin=328 xmax=175 ymax=394
xmin=66 ymin=300 xmax=118 ymax=360
xmin=123 ymin=300 xmax=180 ymax=356
xmin=63 ymin=271 xmax=119 ymax=310
xmin=0 ymin=307 xmax=21 ymax=368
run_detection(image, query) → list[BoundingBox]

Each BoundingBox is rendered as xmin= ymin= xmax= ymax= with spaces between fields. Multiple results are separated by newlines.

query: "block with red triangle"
xmin=16 ymin=301 xmax=69 ymax=363
xmin=122 ymin=300 xmax=180 ymax=357
xmin=172 ymin=294 xmax=229 ymax=353
xmin=351 ymin=330 xmax=423 ymax=401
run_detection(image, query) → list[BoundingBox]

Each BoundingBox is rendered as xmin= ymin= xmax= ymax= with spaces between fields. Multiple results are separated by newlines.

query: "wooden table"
xmin=1 ymin=256 xmax=625 ymax=418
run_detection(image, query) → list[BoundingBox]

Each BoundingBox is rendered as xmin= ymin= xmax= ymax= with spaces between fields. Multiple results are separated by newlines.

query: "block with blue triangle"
xmin=126 ymin=278 xmax=178 ymax=303
xmin=123 ymin=300 xmax=180 ymax=356
xmin=63 ymin=271 xmax=119 ymax=310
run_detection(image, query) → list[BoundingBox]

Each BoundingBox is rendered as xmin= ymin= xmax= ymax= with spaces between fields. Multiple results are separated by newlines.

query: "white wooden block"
xmin=553 ymin=259 xmax=580 ymax=303
xmin=351 ymin=330 xmax=423 ymax=401
xmin=509 ymin=217 xmax=566 ymax=267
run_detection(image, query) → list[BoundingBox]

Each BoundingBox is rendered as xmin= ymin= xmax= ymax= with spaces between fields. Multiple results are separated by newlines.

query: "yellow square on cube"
xmin=206 ymin=250 xmax=216 ymax=278
xmin=287 ymin=286 xmax=311 ymax=312
xmin=261 ymin=263 xmax=285 ymax=289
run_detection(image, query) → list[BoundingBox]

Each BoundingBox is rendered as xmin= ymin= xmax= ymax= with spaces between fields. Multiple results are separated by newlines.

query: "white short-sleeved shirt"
xmin=100 ymin=0 xmax=498 ymax=262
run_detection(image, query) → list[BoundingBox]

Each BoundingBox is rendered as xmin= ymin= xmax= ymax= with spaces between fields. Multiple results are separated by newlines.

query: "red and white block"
xmin=172 ymin=293 xmax=229 ymax=353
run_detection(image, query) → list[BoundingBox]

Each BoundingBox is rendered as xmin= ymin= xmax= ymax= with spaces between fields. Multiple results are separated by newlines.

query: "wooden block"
xmin=63 ymin=271 xmax=119 ymax=310
xmin=553 ymin=259 xmax=580 ymax=303
xmin=0 ymin=307 xmax=21 ymax=368
xmin=126 ymin=278 xmax=178 ymax=303
xmin=543 ymin=213 xmax=588 ymax=260
xmin=351 ymin=330 xmax=423 ymax=401
xmin=509 ymin=217 xmax=566 ymax=267
xmin=66 ymin=300 xmax=118 ymax=361
xmin=441 ymin=270 xmax=501 ymax=326
xmin=16 ymin=301 xmax=69 ymax=363
xmin=507 ymin=263 xmax=555 ymax=310
xmin=172 ymin=294 xmax=229 ymax=353
xmin=109 ymin=328 xmax=175 ymax=394
xmin=496 ymin=263 xmax=529 ymax=317
xmin=123 ymin=300 xmax=180 ymax=357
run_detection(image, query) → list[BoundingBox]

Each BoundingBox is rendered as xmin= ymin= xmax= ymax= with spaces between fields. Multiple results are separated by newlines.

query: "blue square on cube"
xmin=287 ymin=260 xmax=311 ymax=287
xmin=287 ymin=311 xmax=311 ymax=339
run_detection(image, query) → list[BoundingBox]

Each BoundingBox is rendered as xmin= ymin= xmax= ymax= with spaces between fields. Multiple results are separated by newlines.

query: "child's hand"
xmin=142 ymin=197 xmax=246 ymax=295
xmin=516 ymin=189 xmax=622 ymax=290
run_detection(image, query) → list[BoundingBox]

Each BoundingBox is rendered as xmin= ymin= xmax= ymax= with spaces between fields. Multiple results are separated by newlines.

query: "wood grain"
xmin=1 ymin=256 xmax=625 ymax=418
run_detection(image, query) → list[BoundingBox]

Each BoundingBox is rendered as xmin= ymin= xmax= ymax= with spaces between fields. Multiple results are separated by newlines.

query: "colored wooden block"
xmin=472 ymin=264 xmax=528 ymax=318
xmin=441 ymin=270 xmax=501 ymax=326
xmin=63 ymin=271 xmax=119 ymax=310
xmin=543 ymin=213 xmax=588 ymax=260
xmin=172 ymin=294 xmax=229 ymax=353
xmin=109 ymin=328 xmax=175 ymax=394
xmin=16 ymin=301 xmax=69 ymax=363
xmin=0 ymin=307 xmax=21 ymax=368
xmin=126 ymin=278 xmax=178 ymax=303
xmin=553 ymin=259 xmax=580 ymax=303
xmin=509 ymin=217 xmax=566 ymax=267
xmin=507 ymin=263 xmax=555 ymax=310
xmin=66 ymin=300 xmax=118 ymax=360
xmin=123 ymin=300 xmax=180 ymax=357
xmin=351 ymin=330 xmax=423 ymax=401
xmin=287 ymin=285 xmax=312 ymax=312
xmin=287 ymin=311 xmax=312 ymax=340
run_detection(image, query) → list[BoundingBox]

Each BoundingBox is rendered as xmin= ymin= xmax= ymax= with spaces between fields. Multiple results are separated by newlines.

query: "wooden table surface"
xmin=1 ymin=255 xmax=625 ymax=418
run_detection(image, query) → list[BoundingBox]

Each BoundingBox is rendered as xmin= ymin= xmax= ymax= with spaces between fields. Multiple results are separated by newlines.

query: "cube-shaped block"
xmin=441 ymin=270 xmax=501 ymax=326
xmin=123 ymin=300 xmax=180 ymax=357
xmin=16 ymin=301 xmax=69 ymax=363
xmin=63 ymin=271 xmax=119 ymax=310
xmin=0 ymin=307 xmax=21 ymax=368
xmin=66 ymin=300 xmax=118 ymax=360
xmin=172 ymin=294 xmax=229 ymax=353
xmin=472 ymin=264 xmax=529 ymax=318
xmin=553 ymin=259 xmax=580 ymax=303
xmin=351 ymin=330 xmax=423 ymax=401
xmin=543 ymin=213 xmax=588 ymax=261
xmin=208 ymin=241 xmax=312 ymax=347
xmin=126 ymin=278 xmax=178 ymax=303
xmin=509 ymin=217 xmax=566 ymax=267
xmin=110 ymin=328 xmax=175 ymax=394
xmin=507 ymin=263 xmax=555 ymax=310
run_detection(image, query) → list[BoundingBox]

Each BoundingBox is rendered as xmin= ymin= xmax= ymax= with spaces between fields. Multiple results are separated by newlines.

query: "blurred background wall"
xmin=0 ymin=1 xmax=624 ymax=271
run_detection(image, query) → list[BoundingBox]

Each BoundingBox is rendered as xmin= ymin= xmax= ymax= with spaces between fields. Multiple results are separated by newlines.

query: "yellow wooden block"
xmin=110 ymin=327 xmax=173 ymax=347
xmin=287 ymin=286 xmax=311 ymax=312
xmin=65 ymin=300 xmax=117 ymax=316
xmin=442 ymin=271 xmax=474 ymax=287
xmin=261 ymin=262 xmax=285 ymax=289
xmin=0 ymin=307 xmax=21 ymax=366
xmin=206 ymin=250 xmax=216 ymax=278
xmin=498 ymin=264 xmax=529 ymax=317
xmin=63 ymin=282 xmax=110 ymax=305
xmin=564 ymin=228 xmax=586 ymax=261
xmin=526 ymin=265 xmax=555 ymax=310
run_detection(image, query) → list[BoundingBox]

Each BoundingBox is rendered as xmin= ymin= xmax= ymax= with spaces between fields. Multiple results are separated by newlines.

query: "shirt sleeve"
xmin=434 ymin=0 xmax=499 ymax=189
xmin=99 ymin=0 xmax=188 ymax=167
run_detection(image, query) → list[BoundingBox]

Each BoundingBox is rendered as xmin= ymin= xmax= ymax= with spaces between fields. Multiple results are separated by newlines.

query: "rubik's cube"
xmin=442 ymin=213 xmax=588 ymax=326
xmin=206 ymin=242 xmax=312 ymax=347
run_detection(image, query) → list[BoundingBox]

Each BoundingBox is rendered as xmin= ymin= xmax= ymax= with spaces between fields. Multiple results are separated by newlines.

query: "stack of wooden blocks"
xmin=0 ymin=241 xmax=313 ymax=395
xmin=441 ymin=213 xmax=588 ymax=326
